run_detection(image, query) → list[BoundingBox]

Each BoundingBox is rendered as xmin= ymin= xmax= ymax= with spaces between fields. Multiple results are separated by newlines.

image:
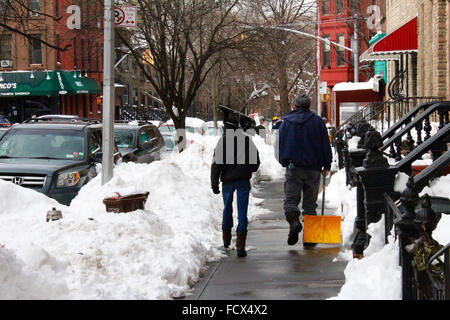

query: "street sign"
xmin=319 ymin=82 xmax=328 ymax=94
xmin=115 ymin=6 xmax=137 ymax=28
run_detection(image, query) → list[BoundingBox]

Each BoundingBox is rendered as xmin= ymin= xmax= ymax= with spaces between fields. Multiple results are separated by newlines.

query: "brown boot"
xmin=236 ymin=232 xmax=247 ymax=257
xmin=286 ymin=212 xmax=302 ymax=246
xmin=222 ymin=230 xmax=232 ymax=249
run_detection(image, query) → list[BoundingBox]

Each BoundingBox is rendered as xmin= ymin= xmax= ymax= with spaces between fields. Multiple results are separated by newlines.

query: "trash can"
xmin=103 ymin=192 xmax=150 ymax=213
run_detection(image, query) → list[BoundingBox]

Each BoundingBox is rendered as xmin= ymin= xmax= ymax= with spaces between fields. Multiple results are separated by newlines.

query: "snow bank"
xmin=330 ymin=236 xmax=402 ymax=300
xmin=330 ymin=168 xmax=450 ymax=300
xmin=0 ymin=134 xmax=276 ymax=299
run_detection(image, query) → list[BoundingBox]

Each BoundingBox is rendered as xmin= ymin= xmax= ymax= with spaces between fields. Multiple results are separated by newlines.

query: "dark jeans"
xmin=283 ymin=167 xmax=321 ymax=219
xmin=222 ymin=179 xmax=251 ymax=233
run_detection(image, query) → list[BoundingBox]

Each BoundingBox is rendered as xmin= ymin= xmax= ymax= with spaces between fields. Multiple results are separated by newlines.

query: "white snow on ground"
xmin=329 ymin=169 xmax=450 ymax=300
xmin=0 ymin=134 xmax=276 ymax=300
xmin=1 ymin=124 xmax=447 ymax=300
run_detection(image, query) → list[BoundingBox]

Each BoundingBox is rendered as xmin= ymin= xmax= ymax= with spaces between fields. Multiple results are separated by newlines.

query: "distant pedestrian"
xmin=211 ymin=111 xmax=261 ymax=257
xmin=272 ymin=116 xmax=282 ymax=130
xmin=276 ymin=94 xmax=332 ymax=247
xmin=255 ymin=116 xmax=267 ymax=140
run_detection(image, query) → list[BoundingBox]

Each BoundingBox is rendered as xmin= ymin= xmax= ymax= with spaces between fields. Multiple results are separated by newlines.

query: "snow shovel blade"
xmin=303 ymin=215 xmax=341 ymax=244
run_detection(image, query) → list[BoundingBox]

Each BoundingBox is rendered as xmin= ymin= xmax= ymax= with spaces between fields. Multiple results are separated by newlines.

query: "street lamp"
xmin=114 ymin=44 xmax=148 ymax=69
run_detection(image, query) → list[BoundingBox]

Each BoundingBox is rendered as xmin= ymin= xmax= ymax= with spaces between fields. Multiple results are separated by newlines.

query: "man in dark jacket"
xmin=277 ymin=93 xmax=333 ymax=247
xmin=211 ymin=112 xmax=260 ymax=257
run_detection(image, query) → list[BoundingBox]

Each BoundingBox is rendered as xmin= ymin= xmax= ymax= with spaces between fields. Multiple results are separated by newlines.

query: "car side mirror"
xmin=93 ymin=152 xmax=103 ymax=163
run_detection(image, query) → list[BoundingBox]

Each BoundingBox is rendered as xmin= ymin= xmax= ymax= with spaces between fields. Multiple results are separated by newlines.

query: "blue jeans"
xmin=222 ymin=179 xmax=251 ymax=233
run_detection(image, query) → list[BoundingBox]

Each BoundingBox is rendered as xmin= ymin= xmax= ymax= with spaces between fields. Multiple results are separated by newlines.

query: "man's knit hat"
xmin=294 ymin=94 xmax=311 ymax=109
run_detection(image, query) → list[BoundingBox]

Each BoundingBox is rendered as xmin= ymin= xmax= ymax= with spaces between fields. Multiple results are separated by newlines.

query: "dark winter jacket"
xmin=273 ymin=120 xmax=282 ymax=130
xmin=211 ymin=129 xmax=261 ymax=189
xmin=277 ymin=107 xmax=332 ymax=171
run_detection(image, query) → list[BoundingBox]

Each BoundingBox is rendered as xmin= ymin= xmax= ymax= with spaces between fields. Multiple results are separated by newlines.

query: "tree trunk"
xmin=172 ymin=113 xmax=187 ymax=152
xmin=279 ymin=65 xmax=290 ymax=117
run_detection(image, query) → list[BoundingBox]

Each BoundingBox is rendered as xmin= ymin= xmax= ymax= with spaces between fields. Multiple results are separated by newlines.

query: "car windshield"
xmin=0 ymin=129 xmax=85 ymax=160
xmin=206 ymin=127 xmax=223 ymax=135
xmin=114 ymin=129 xmax=135 ymax=148
xmin=162 ymin=135 xmax=175 ymax=150
xmin=159 ymin=125 xmax=175 ymax=133
xmin=186 ymin=126 xmax=195 ymax=134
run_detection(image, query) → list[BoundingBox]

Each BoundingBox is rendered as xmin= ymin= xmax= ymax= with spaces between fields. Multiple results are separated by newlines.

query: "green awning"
xmin=0 ymin=71 xmax=101 ymax=97
xmin=59 ymin=71 xmax=101 ymax=95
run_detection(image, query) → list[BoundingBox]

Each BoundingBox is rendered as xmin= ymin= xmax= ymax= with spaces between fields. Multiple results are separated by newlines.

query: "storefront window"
xmin=29 ymin=34 xmax=42 ymax=65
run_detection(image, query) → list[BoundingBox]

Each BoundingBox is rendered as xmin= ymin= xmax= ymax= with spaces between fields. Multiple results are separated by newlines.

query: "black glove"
xmin=212 ymin=186 xmax=220 ymax=194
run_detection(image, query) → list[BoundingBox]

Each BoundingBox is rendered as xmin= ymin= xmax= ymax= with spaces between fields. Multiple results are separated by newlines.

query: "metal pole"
xmin=317 ymin=3 xmax=321 ymax=116
xmin=353 ymin=14 xmax=359 ymax=114
xmin=102 ymin=0 xmax=115 ymax=185
xmin=353 ymin=15 xmax=359 ymax=83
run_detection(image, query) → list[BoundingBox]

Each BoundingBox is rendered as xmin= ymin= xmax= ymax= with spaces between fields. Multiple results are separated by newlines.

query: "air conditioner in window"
xmin=0 ymin=60 xmax=12 ymax=68
xmin=29 ymin=12 xmax=40 ymax=17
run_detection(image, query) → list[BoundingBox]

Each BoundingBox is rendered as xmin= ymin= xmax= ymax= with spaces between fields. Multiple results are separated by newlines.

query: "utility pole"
xmin=353 ymin=14 xmax=359 ymax=114
xmin=102 ymin=0 xmax=115 ymax=185
xmin=353 ymin=14 xmax=359 ymax=83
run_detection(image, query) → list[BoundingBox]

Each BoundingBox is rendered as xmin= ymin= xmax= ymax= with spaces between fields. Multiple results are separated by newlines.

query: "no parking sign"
xmin=115 ymin=6 xmax=137 ymax=28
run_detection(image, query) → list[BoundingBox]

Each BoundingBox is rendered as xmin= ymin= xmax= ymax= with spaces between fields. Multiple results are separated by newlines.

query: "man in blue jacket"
xmin=277 ymin=94 xmax=332 ymax=247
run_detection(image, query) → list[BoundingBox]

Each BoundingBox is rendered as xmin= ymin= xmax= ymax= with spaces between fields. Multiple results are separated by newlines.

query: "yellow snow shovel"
xmin=303 ymin=172 xmax=341 ymax=245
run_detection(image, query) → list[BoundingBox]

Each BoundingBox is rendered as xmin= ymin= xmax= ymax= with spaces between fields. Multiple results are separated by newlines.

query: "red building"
xmin=54 ymin=0 xmax=104 ymax=119
xmin=318 ymin=0 xmax=375 ymax=119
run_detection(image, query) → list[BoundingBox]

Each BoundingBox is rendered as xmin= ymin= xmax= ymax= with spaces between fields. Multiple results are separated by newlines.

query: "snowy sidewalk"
xmin=184 ymin=180 xmax=347 ymax=300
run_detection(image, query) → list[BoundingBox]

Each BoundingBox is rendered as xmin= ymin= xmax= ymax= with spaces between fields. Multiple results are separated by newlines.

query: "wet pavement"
xmin=184 ymin=179 xmax=347 ymax=300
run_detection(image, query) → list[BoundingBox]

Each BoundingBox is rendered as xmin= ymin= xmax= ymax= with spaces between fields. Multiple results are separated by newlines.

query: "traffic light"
xmin=97 ymin=96 xmax=103 ymax=106
xmin=321 ymin=93 xmax=331 ymax=102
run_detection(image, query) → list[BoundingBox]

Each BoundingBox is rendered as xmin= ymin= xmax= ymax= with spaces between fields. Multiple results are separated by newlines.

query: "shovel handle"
xmin=321 ymin=172 xmax=326 ymax=216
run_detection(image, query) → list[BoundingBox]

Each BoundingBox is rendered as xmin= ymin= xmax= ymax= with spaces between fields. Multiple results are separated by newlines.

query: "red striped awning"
xmin=372 ymin=17 xmax=418 ymax=54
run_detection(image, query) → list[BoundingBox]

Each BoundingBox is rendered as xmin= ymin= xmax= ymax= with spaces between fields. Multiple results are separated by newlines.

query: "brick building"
xmin=416 ymin=0 xmax=450 ymax=100
xmin=378 ymin=0 xmax=449 ymax=102
xmin=0 ymin=0 xmax=105 ymax=122
xmin=318 ymin=0 xmax=378 ymax=120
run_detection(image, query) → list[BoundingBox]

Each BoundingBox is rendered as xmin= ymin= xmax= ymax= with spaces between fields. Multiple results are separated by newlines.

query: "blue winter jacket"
xmin=277 ymin=108 xmax=332 ymax=171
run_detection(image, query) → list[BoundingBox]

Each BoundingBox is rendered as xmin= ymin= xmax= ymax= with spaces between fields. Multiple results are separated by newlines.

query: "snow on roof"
xmin=333 ymin=78 xmax=375 ymax=92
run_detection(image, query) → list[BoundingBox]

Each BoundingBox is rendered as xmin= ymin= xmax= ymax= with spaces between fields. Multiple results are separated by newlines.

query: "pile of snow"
xmin=0 ymin=134 xmax=276 ymax=299
xmin=329 ymin=169 xmax=450 ymax=300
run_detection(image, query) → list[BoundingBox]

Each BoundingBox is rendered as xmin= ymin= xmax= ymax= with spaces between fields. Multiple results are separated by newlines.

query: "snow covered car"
xmin=158 ymin=123 xmax=176 ymax=134
xmin=0 ymin=127 xmax=8 ymax=139
xmin=161 ymin=133 xmax=176 ymax=152
xmin=114 ymin=123 xmax=166 ymax=163
xmin=164 ymin=117 xmax=205 ymax=135
xmin=202 ymin=121 xmax=224 ymax=136
xmin=0 ymin=120 xmax=121 ymax=205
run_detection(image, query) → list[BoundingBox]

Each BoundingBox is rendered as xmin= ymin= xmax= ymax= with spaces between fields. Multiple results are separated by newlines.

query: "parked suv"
xmin=0 ymin=120 xmax=121 ymax=205
xmin=114 ymin=122 xmax=166 ymax=163
xmin=0 ymin=115 xmax=11 ymax=128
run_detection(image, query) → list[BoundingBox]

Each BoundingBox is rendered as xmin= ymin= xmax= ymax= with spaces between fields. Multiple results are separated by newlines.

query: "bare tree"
xmin=116 ymin=0 xmax=247 ymax=151
xmin=240 ymin=0 xmax=316 ymax=116
xmin=0 ymin=0 xmax=70 ymax=52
